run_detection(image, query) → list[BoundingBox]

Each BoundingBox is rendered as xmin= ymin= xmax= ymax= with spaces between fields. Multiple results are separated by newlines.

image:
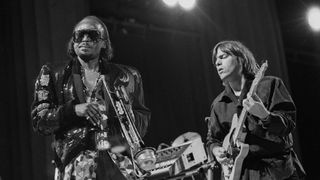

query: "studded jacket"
xmin=31 ymin=58 xmax=151 ymax=170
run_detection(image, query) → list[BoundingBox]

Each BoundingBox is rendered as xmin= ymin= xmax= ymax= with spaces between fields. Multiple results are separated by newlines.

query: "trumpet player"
xmin=31 ymin=16 xmax=151 ymax=180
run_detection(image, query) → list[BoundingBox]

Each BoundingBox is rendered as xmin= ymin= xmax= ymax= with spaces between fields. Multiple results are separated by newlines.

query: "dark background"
xmin=276 ymin=1 xmax=320 ymax=179
xmin=1 ymin=0 xmax=319 ymax=179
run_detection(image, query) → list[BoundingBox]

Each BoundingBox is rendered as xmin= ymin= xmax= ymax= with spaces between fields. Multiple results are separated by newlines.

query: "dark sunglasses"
xmin=72 ymin=29 xmax=103 ymax=43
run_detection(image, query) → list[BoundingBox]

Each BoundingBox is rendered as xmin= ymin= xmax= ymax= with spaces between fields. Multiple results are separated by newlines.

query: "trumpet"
xmin=85 ymin=96 xmax=111 ymax=151
xmin=100 ymin=75 xmax=156 ymax=176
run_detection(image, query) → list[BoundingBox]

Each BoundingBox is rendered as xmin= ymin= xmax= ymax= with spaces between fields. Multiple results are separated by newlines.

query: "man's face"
xmin=73 ymin=19 xmax=106 ymax=62
xmin=214 ymin=48 xmax=242 ymax=82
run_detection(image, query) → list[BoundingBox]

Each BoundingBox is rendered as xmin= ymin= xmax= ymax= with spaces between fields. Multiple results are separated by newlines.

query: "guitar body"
xmin=221 ymin=114 xmax=249 ymax=180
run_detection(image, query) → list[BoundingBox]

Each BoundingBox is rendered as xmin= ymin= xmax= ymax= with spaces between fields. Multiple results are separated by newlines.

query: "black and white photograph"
xmin=1 ymin=0 xmax=319 ymax=179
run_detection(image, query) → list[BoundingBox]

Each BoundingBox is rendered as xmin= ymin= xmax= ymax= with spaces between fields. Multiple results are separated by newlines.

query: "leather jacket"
xmin=31 ymin=58 xmax=151 ymax=170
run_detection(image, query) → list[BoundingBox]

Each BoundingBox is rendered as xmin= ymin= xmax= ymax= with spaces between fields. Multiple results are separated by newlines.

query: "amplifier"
xmin=146 ymin=137 xmax=207 ymax=179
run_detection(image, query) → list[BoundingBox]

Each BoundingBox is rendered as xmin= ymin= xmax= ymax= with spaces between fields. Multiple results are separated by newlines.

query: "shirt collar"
xmin=218 ymin=78 xmax=254 ymax=103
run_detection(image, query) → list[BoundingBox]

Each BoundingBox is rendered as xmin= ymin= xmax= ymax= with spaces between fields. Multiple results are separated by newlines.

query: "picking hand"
xmin=242 ymin=93 xmax=270 ymax=119
xmin=212 ymin=146 xmax=228 ymax=164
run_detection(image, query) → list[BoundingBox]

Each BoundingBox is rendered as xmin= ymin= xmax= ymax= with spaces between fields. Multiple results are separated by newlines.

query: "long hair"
xmin=212 ymin=40 xmax=259 ymax=79
xmin=67 ymin=16 xmax=113 ymax=61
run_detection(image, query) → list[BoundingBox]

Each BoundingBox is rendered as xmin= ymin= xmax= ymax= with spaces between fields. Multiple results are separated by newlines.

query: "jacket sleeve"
xmin=206 ymin=100 xmax=225 ymax=150
xmin=31 ymin=64 xmax=77 ymax=136
xmin=259 ymin=77 xmax=296 ymax=136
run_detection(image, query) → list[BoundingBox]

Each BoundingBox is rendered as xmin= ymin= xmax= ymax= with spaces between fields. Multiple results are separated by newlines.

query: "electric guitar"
xmin=221 ymin=61 xmax=268 ymax=180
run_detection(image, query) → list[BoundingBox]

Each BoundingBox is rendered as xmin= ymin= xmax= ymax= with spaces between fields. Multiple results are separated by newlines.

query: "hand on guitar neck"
xmin=242 ymin=93 xmax=270 ymax=119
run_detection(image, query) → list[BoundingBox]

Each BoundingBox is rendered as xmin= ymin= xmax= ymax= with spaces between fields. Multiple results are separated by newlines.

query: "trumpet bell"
xmin=134 ymin=147 xmax=157 ymax=171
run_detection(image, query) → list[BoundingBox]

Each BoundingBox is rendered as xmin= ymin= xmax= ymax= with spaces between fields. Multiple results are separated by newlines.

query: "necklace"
xmin=80 ymin=66 xmax=101 ymax=102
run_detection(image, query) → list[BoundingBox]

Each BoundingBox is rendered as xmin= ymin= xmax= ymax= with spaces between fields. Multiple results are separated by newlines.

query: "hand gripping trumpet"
xmin=100 ymin=75 xmax=156 ymax=177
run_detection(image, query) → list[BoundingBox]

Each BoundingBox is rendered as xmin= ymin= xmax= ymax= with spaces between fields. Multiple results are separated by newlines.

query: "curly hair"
xmin=212 ymin=40 xmax=259 ymax=79
xmin=67 ymin=16 xmax=113 ymax=61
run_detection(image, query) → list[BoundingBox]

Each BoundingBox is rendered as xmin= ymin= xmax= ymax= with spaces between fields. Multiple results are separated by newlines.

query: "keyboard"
xmin=146 ymin=138 xmax=207 ymax=179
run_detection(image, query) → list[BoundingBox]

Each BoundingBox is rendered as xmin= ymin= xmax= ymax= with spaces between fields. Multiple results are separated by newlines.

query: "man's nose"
xmin=215 ymin=59 xmax=221 ymax=66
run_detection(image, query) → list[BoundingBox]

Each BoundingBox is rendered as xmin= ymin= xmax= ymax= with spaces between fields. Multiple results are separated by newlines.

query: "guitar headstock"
xmin=260 ymin=60 xmax=268 ymax=72
xmin=249 ymin=61 xmax=268 ymax=95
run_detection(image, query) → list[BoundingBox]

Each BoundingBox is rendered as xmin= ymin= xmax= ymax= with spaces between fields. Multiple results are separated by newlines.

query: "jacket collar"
xmin=70 ymin=58 xmax=112 ymax=75
xmin=218 ymin=78 xmax=253 ymax=104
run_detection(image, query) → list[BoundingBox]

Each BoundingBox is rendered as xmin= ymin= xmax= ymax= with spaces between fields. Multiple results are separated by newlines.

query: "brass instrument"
xmin=85 ymin=76 xmax=110 ymax=151
xmin=100 ymin=75 xmax=156 ymax=177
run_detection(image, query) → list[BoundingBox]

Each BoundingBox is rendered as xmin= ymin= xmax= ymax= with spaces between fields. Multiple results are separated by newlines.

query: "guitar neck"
xmin=233 ymin=78 xmax=260 ymax=142
xmin=233 ymin=105 xmax=248 ymax=142
xmin=232 ymin=62 xmax=268 ymax=143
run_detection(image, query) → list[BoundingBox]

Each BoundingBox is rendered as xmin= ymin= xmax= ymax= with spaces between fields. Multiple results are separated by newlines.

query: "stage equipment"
xmin=146 ymin=132 xmax=207 ymax=179
xmin=307 ymin=6 xmax=320 ymax=31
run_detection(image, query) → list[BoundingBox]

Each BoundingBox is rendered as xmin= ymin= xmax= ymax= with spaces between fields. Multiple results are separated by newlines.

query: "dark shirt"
xmin=207 ymin=76 xmax=305 ymax=179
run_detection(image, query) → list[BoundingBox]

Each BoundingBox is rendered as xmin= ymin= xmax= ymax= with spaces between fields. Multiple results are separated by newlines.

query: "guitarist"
xmin=206 ymin=40 xmax=305 ymax=180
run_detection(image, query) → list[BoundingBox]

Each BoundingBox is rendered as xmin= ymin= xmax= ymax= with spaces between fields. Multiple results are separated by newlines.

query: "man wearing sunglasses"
xmin=31 ymin=16 xmax=151 ymax=180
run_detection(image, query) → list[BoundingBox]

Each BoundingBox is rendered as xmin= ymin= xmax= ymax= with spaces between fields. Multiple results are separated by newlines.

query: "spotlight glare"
xmin=307 ymin=6 xmax=320 ymax=31
xmin=162 ymin=0 xmax=178 ymax=7
xmin=178 ymin=0 xmax=196 ymax=10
